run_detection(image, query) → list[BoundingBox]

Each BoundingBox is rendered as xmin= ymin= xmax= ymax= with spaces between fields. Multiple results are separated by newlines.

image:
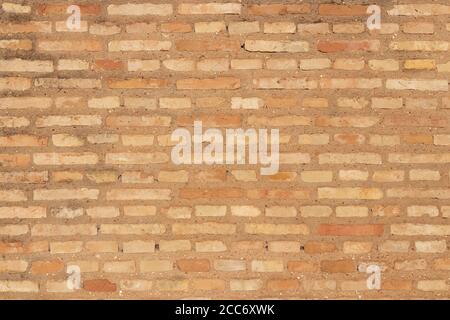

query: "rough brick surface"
xmin=0 ymin=0 xmax=449 ymax=299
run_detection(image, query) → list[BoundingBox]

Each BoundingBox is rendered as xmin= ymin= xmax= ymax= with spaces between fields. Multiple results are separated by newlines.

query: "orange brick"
xmin=175 ymin=40 xmax=240 ymax=52
xmin=248 ymin=4 xmax=310 ymax=15
xmin=37 ymin=4 xmax=101 ymax=15
xmin=319 ymin=4 xmax=368 ymax=16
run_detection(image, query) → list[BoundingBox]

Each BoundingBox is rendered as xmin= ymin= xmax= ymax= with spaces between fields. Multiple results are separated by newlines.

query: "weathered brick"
xmin=108 ymin=4 xmax=172 ymax=16
xmin=245 ymin=40 xmax=308 ymax=53
xmin=248 ymin=4 xmax=310 ymax=16
xmin=176 ymin=40 xmax=239 ymax=52
xmin=318 ymin=40 xmax=379 ymax=53
xmin=2 ymin=0 xmax=449 ymax=300
xmin=101 ymin=224 xmax=165 ymax=235
xmin=0 ymin=281 xmax=38 ymax=293
xmin=318 ymin=224 xmax=384 ymax=236
xmin=178 ymin=3 xmax=240 ymax=15
xmin=38 ymin=40 xmax=102 ymax=52
xmin=83 ymin=279 xmax=117 ymax=292
xmin=109 ymin=40 xmax=171 ymax=52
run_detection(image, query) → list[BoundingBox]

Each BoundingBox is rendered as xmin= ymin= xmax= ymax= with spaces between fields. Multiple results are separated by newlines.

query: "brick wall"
xmin=0 ymin=0 xmax=449 ymax=299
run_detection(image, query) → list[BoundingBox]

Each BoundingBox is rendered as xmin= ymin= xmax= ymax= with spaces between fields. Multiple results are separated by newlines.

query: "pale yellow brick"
xmin=368 ymin=59 xmax=399 ymax=71
xmin=300 ymin=59 xmax=331 ymax=70
xmin=298 ymin=23 xmax=329 ymax=35
xmin=318 ymin=187 xmax=383 ymax=200
xmin=415 ymin=240 xmax=446 ymax=253
xmin=231 ymin=206 xmax=260 ymax=217
xmin=0 ymin=77 xmax=31 ymax=91
xmin=103 ymin=261 xmax=135 ymax=273
xmin=160 ymin=97 xmax=191 ymax=109
xmin=372 ymin=97 xmax=403 ymax=109
xmin=194 ymin=21 xmax=226 ymax=33
xmin=128 ymin=59 xmax=160 ymax=72
xmin=2 ymin=2 xmax=31 ymax=13
xmin=123 ymin=206 xmax=156 ymax=217
xmin=264 ymin=22 xmax=296 ymax=34
xmin=86 ymin=207 xmax=120 ymax=218
xmin=404 ymin=59 xmax=435 ymax=70
xmin=0 ymin=260 xmax=28 ymax=273
xmin=298 ymin=134 xmax=329 ymax=145
xmin=417 ymin=280 xmax=448 ymax=291
xmin=164 ymin=207 xmax=192 ymax=219
xmin=230 ymin=279 xmax=263 ymax=291
xmin=268 ymin=241 xmax=300 ymax=253
xmin=231 ymin=97 xmax=264 ymax=110
xmin=0 ymin=59 xmax=53 ymax=72
xmin=101 ymin=224 xmax=165 ymax=235
xmin=231 ymin=170 xmax=257 ymax=182
xmin=266 ymin=206 xmax=297 ymax=218
xmin=120 ymin=280 xmax=153 ymax=291
xmin=379 ymin=241 xmax=410 ymax=253
xmin=373 ymin=170 xmax=404 ymax=182
xmin=333 ymin=58 xmax=364 ymax=70
xmin=121 ymin=135 xmax=154 ymax=146
xmin=50 ymin=241 xmax=82 ymax=254
xmin=195 ymin=205 xmax=227 ymax=217
xmin=337 ymin=97 xmax=369 ymax=109
xmin=231 ymin=59 xmax=263 ymax=70
xmin=370 ymin=135 xmax=400 ymax=146
xmin=140 ymin=260 xmax=173 ymax=272
xmin=245 ymin=223 xmax=309 ymax=235
xmin=0 ymin=281 xmax=38 ymax=293
xmin=333 ymin=23 xmax=365 ymax=34
xmin=228 ymin=22 xmax=259 ymax=34
xmin=52 ymin=134 xmax=84 ymax=147
xmin=55 ymin=21 xmax=88 ymax=33
xmin=173 ymin=223 xmax=236 ymax=235
xmin=163 ymin=59 xmax=195 ymax=71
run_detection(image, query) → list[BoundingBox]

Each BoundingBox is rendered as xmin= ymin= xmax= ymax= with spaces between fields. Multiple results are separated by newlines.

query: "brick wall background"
xmin=0 ymin=0 xmax=450 ymax=299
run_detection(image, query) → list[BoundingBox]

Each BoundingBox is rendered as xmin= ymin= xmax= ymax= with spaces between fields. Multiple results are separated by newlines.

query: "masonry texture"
xmin=0 ymin=0 xmax=449 ymax=299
